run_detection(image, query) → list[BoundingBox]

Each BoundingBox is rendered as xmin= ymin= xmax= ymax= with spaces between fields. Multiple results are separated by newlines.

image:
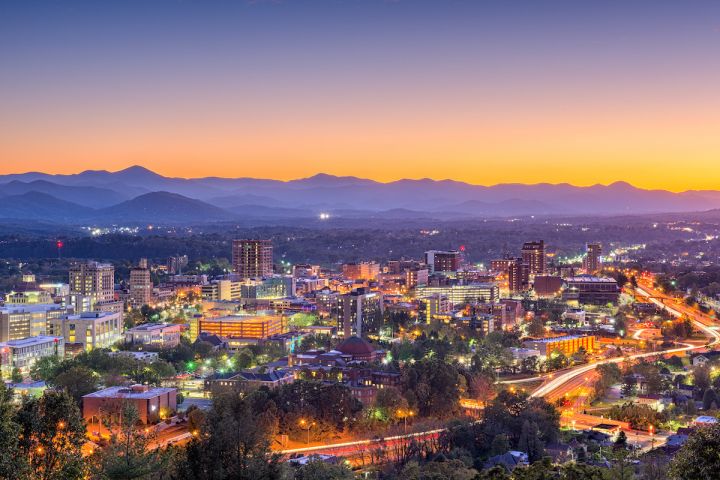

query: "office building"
xmin=199 ymin=314 xmax=285 ymax=339
xmin=166 ymin=255 xmax=188 ymax=275
xmin=342 ymin=262 xmax=380 ymax=281
xmin=336 ymin=288 xmax=384 ymax=337
xmin=508 ymin=258 xmax=529 ymax=294
xmin=129 ymin=258 xmax=153 ymax=308
xmin=490 ymin=257 xmax=515 ymax=274
xmin=419 ymin=294 xmax=450 ymax=323
xmin=583 ymin=243 xmax=602 ymax=274
xmin=68 ymin=261 xmax=115 ymax=312
xmin=201 ymin=279 xmax=242 ymax=301
xmin=405 ymin=268 xmax=429 ymax=289
xmin=424 ymin=250 xmax=461 ymax=274
xmin=4 ymin=275 xmax=53 ymax=305
xmin=523 ymin=335 xmax=596 ymax=358
xmin=241 ymin=276 xmax=296 ymax=300
xmin=562 ymin=275 xmax=620 ymax=305
xmin=0 ymin=304 xmax=68 ymax=342
xmin=533 ymin=275 xmax=564 ymax=297
xmin=521 ymin=241 xmax=546 ymax=275
xmin=124 ymin=323 xmax=182 ymax=348
xmin=0 ymin=336 xmax=64 ymax=378
xmin=83 ymin=385 xmax=177 ymax=425
xmin=416 ymin=283 xmax=499 ymax=307
xmin=48 ymin=311 xmax=123 ymax=352
xmin=232 ymin=239 xmax=273 ymax=279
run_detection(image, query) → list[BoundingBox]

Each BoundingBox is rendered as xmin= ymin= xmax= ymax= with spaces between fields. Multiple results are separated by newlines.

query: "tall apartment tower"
xmin=583 ymin=243 xmax=602 ymax=273
xmin=68 ymin=261 xmax=115 ymax=312
xmin=508 ymin=258 xmax=529 ymax=294
xmin=521 ymin=241 xmax=545 ymax=275
xmin=424 ymin=250 xmax=461 ymax=274
xmin=232 ymin=239 xmax=273 ymax=279
xmin=129 ymin=258 xmax=153 ymax=308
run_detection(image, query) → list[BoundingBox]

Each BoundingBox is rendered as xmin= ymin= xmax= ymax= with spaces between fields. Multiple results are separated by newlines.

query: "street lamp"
xmin=299 ymin=418 xmax=315 ymax=445
xmin=397 ymin=409 xmax=415 ymax=434
xmin=649 ymin=424 xmax=655 ymax=450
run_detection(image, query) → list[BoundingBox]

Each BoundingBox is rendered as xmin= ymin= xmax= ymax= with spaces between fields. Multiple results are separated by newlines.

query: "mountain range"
xmin=1 ymin=165 xmax=720 ymax=225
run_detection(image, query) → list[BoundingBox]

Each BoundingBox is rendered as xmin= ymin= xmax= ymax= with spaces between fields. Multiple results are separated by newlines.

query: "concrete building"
xmin=419 ymin=294 xmax=451 ymax=323
xmin=0 ymin=304 xmax=68 ymax=342
xmin=68 ymin=261 xmax=115 ymax=312
xmin=342 ymin=262 xmax=380 ymax=281
xmin=533 ymin=275 xmax=564 ymax=297
xmin=124 ymin=322 xmax=182 ymax=348
xmin=405 ymin=268 xmax=429 ymax=289
xmin=0 ymin=336 xmax=64 ymax=378
xmin=415 ymin=283 xmax=499 ymax=306
xmin=336 ymin=288 xmax=384 ymax=337
xmin=523 ymin=335 xmax=596 ymax=358
xmin=201 ymin=279 xmax=242 ymax=301
xmin=562 ymin=275 xmax=620 ymax=305
xmin=508 ymin=258 xmax=529 ymax=294
xmin=129 ymin=258 xmax=153 ymax=308
xmin=83 ymin=385 xmax=177 ymax=425
xmin=48 ymin=311 xmax=123 ymax=352
xmin=199 ymin=314 xmax=285 ymax=339
xmin=521 ymin=241 xmax=546 ymax=275
xmin=232 ymin=239 xmax=273 ymax=279
xmin=241 ymin=276 xmax=295 ymax=301
xmin=424 ymin=250 xmax=461 ymax=274
xmin=583 ymin=243 xmax=602 ymax=274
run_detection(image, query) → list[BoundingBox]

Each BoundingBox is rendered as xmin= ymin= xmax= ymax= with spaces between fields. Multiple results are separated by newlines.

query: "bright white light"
xmin=319 ymin=213 xmax=330 ymax=220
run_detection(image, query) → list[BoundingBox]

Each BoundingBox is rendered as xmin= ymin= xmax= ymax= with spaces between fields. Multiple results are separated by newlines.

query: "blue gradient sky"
xmin=1 ymin=1 xmax=719 ymax=190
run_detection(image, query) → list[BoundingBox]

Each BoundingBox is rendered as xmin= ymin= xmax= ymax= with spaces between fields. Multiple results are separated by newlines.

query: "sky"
xmin=1 ymin=0 xmax=719 ymax=191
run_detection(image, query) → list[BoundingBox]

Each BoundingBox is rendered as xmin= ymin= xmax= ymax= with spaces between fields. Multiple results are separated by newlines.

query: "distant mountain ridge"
xmin=1 ymin=165 xmax=720 ymax=224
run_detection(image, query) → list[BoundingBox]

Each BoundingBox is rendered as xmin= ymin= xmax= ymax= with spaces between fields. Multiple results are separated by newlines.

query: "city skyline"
xmin=2 ymin=0 xmax=720 ymax=191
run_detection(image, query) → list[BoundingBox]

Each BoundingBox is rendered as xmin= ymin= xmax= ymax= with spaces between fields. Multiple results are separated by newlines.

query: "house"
xmin=636 ymin=394 xmax=669 ymax=412
xmin=484 ymin=451 xmax=529 ymax=472
xmin=691 ymin=351 xmax=720 ymax=367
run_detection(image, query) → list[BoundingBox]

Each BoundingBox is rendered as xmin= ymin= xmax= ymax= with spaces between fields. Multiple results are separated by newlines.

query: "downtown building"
xmin=128 ymin=258 xmax=153 ymax=309
xmin=232 ymin=239 xmax=273 ymax=279
xmin=48 ymin=311 xmax=123 ymax=353
xmin=335 ymin=288 xmax=385 ymax=338
xmin=583 ymin=243 xmax=602 ymax=274
xmin=415 ymin=283 xmax=499 ymax=307
xmin=68 ymin=261 xmax=122 ymax=314
xmin=521 ymin=241 xmax=546 ymax=275
xmin=424 ymin=250 xmax=461 ymax=274
xmin=0 ymin=335 xmax=64 ymax=378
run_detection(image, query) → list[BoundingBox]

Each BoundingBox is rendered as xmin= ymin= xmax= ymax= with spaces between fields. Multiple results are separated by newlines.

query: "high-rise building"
xmin=424 ymin=250 xmax=461 ymax=274
xmin=68 ymin=261 xmax=115 ymax=312
xmin=583 ymin=243 xmax=602 ymax=273
xmin=508 ymin=258 xmax=529 ymax=294
xmin=129 ymin=258 xmax=153 ymax=309
xmin=336 ymin=288 xmax=384 ymax=337
xmin=167 ymin=255 xmax=188 ymax=275
xmin=521 ymin=241 xmax=545 ymax=275
xmin=232 ymin=239 xmax=273 ymax=279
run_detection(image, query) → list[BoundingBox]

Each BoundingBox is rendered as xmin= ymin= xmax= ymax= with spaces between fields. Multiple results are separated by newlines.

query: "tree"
xmin=527 ymin=317 xmax=546 ymax=337
xmin=30 ymin=355 xmax=62 ymax=381
xmin=518 ymin=420 xmax=544 ymax=462
xmin=51 ymin=365 xmax=100 ymax=405
xmin=293 ymin=460 xmax=354 ymax=480
xmin=181 ymin=388 xmax=283 ymax=479
xmin=11 ymin=367 xmax=23 ymax=384
xmin=621 ymin=374 xmax=637 ymax=397
xmin=614 ymin=430 xmax=628 ymax=448
xmin=669 ymin=423 xmax=720 ymax=479
xmin=92 ymin=402 xmax=169 ymax=479
xmin=0 ymin=384 xmax=27 ymax=479
xmin=702 ymin=388 xmax=717 ymax=410
xmin=693 ymin=364 xmax=712 ymax=393
xmin=16 ymin=390 xmax=87 ymax=480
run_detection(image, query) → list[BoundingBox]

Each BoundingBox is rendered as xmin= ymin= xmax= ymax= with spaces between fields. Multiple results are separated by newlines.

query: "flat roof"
xmin=1 ymin=336 xmax=63 ymax=347
xmin=564 ymin=276 xmax=617 ymax=283
xmin=83 ymin=385 xmax=176 ymax=400
xmin=525 ymin=335 xmax=593 ymax=343
xmin=126 ymin=322 xmax=178 ymax=332
xmin=0 ymin=304 xmax=63 ymax=314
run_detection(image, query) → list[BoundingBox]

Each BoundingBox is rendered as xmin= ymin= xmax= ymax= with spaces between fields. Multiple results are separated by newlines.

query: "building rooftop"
xmin=0 ymin=304 xmax=63 ymax=314
xmin=83 ymin=385 xmax=176 ymax=400
xmin=1 ymin=336 xmax=63 ymax=348
xmin=564 ymin=276 xmax=617 ymax=283
xmin=525 ymin=335 xmax=592 ymax=344
xmin=126 ymin=322 xmax=179 ymax=332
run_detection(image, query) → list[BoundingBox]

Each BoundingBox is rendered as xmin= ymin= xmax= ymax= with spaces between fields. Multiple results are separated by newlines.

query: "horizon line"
xmin=0 ymin=163 xmax=706 ymax=194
